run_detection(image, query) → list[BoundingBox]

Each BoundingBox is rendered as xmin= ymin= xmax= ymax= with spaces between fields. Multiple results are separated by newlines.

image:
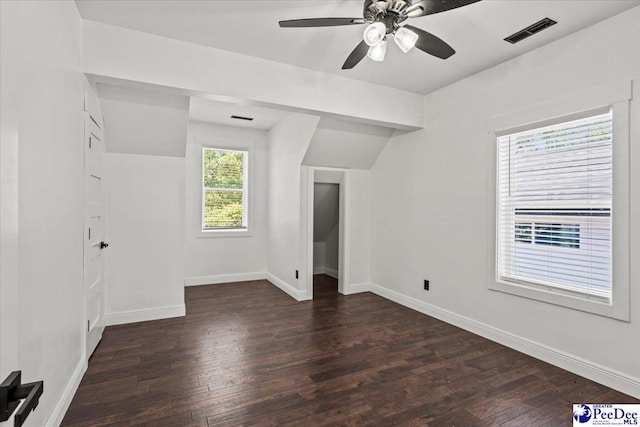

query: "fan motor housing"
xmin=365 ymin=0 xmax=411 ymax=32
xmin=381 ymin=14 xmax=400 ymax=33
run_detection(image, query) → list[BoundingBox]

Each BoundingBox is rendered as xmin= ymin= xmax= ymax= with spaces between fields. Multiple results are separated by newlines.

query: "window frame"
xmin=199 ymin=142 xmax=253 ymax=238
xmin=487 ymin=81 xmax=631 ymax=321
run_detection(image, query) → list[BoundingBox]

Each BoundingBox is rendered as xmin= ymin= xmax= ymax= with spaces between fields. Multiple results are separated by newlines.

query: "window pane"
xmin=202 ymin=147 xmax=248 ymax=231
xmin=203 ymin=149 xmax=244 ymax=189
xmin=203 ymin=190 xmax=244 ymax=229
xmin=533 ymin=223 xmax=580 ymax=249
xmin=515 ymin=223 xmax=532 ymax=243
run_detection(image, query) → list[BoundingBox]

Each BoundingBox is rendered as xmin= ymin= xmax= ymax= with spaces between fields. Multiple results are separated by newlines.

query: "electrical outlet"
xmin=295 ymin=270 xmax=299 ymax=279
xmin=424 ymin=279 xmax=430 ymax=291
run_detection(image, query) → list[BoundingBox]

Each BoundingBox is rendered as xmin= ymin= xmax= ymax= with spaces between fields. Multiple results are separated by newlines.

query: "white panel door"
xmin=84 ymin=86 xmax=106 ymax=358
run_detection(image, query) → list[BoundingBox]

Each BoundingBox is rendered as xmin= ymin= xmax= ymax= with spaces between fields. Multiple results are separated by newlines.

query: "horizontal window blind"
xmin=202 ymin=148 xmax=248 ymax=230
xmin=497 ymin=110 xmax=613 ymax=300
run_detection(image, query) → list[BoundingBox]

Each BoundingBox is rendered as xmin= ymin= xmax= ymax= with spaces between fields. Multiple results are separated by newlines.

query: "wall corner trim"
xmin=369 ymin=283 xmax=640 ymax=399
xmin=184 ymin=272 xmax=267 ymax=287
xmin=45 ymin=358 xmax=87 ymax=427
xmin=105 ymin=304 xmax=186 ymax=326
xmin=342 ymin=282 xmax=373 ymax=295
xmin=266 ymin=272 xmax=309 ymax=301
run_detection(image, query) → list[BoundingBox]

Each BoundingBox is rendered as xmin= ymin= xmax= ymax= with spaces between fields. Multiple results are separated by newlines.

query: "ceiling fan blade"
xmin=342 ymin=40 xmax=369 ymax=70
xmin=279 ymin=18 xmax=365 ymax=28
xmin=404 ymin=25 xmax=455 ymax=59
xmin=405 ymin=0 xmax=481 ymax=18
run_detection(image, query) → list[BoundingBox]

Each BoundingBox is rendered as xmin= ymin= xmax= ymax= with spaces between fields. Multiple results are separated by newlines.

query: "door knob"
xmin=99 ymin=242 xmax=109 ymax=249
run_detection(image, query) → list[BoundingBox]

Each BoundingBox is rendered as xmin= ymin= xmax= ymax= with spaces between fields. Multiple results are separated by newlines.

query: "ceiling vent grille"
xmin=504 ymin=18 xmax=557 ymax=44
xmin=230 ymin=115 xmax=254 ymax=121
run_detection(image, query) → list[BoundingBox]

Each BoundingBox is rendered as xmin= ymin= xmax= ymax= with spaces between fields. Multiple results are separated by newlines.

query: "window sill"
xmin=198 ymin=229 xmax=253 ymax=238
xmin=489 ymin=279 xmax=627 ymax=322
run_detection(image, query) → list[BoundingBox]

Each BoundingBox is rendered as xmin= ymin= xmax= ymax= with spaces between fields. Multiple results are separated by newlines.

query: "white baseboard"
xmin=313 ymin=267 xmax=325 ymax=275
xmin=105 ymin=304 xmax=185 ymax=326
xmin=369 ymin=283 xmax=640 ymax=399
xmin=45 ymin=357 xmax=87 ymax=427
xmin=266 ymin=272 xmax=308 ymax=301
xmin=184 ymin=271 xmax=267 ymax=286
xmin=325 ymin=267 xmax=338 ymax=279
xmin=342 ymin=282 xmax=372 ymax=295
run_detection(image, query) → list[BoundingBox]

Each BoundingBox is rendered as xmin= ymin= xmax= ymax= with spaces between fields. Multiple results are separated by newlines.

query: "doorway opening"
xmin=313 ymin=183 xmax=339 ymax=297
xmin=303 ymin=167 xmax=348 ymax=300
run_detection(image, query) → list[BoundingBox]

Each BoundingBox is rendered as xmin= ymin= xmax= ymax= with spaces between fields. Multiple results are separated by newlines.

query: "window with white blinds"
xmin=497 ymin=110 xmax=613 ymax=301
xmin=202 ymin=147 xmax=248 ymax=231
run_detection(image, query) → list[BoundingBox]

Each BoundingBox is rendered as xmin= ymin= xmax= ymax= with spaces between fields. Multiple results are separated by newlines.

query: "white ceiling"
xmin=189 ymin=97 xmax=290 ymax=130
xmin=76 ymin=0 xmax=640 ymax=95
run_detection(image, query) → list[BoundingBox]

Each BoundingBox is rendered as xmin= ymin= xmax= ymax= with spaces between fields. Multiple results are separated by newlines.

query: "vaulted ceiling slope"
xmin=97 ymin=83 xmax=189 ymax=157
xmin=76 ymin=1 xmax=640 ymax=94
xmin=303 ymin=117 xmax=395 ymax=170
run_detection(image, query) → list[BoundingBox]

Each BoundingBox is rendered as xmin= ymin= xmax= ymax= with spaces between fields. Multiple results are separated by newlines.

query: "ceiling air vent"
xmin=230 ymin=115 xmax=254 ymax=121
xmin=504 ymin=18 xmax=557 ymax=44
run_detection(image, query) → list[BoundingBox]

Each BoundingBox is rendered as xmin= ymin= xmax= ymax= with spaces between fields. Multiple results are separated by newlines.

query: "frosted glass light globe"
xmin=367 ymin=38 xmax=387 ymax=61
xmin=393 ymin=27 xmax=419 ymax=53
xmin=363 ymin=22 xmax=386 ymax=46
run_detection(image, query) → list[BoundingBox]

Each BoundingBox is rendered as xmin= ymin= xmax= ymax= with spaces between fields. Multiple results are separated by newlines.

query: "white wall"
xmin=267 ymin=114 xmax=320 ymax=299
xmin=0 ymin=1 xmax=86 ymax=426
xmin=343 ymin=170 xmax=371 ymax=288
xmin=0 ymin=0 xmax=22 ymax=385
xmin=313 ymin=242 xmax=326 ymax=273
xmin=313 ymin=183 xmax=339 ymax=242
xmin=105 ymin=153 xmax=185 ymax=324
xmin=369 ymin=6 xmax=640 ymax=397
xmin=184 ymin=121 xmax=268 ymax=284
xmin=324 ymin=225 xmax=339 ymax=275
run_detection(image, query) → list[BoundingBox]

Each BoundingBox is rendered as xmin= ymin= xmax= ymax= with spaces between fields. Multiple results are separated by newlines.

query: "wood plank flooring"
xmin=62 ymin=275 xmax=638 ymax=426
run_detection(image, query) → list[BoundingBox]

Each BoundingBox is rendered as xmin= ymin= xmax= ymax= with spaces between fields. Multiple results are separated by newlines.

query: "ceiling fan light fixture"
xmin=279 ymin=0 xmax=478 ymax=69
xmin=393 ymin=26 xmax=419 ymax=53
xmin=363 ymin=22 xmax=386 ymax=46
xmin=367 ymin=37 xmax=387 ymax=61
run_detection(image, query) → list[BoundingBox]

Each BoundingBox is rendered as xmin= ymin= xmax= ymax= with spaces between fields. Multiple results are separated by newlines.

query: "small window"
xmin=202 ymin=147 xmax=248 ymax=232
xmin=497 ymin=110 xmax=613 ymax=301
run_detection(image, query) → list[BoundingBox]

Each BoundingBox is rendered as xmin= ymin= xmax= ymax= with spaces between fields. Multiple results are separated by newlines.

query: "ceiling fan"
xmin=279 ymin=0 xmax=481 ymax=69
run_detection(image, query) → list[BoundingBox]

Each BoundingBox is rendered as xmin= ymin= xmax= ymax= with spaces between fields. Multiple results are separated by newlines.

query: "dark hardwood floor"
xmin=62 ymin=275 xmax=638 ymax=426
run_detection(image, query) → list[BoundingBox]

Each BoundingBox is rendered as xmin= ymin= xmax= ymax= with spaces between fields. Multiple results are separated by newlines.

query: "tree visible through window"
xmin=202 ymin=148 xmax=248 ymax=230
